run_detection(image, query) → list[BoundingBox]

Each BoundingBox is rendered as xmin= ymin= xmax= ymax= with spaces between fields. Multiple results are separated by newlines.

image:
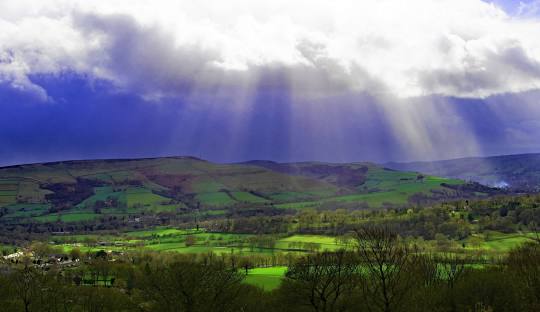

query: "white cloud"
xmin=2 ymin=0 xmax=540 ymax=100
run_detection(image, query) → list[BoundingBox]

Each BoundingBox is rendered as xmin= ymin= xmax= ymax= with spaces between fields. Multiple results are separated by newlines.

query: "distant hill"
xmin=0 ymin=156 xmax=495 ymax=225
xmin=386 ymin=153 xmax=540 ymax=191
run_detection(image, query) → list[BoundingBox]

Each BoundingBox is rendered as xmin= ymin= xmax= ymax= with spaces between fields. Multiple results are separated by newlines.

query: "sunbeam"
xmin=1 ymin=0 xmax=540 ymax=165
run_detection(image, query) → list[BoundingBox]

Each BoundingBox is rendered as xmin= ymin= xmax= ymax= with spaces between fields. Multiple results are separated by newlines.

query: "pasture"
xmin=465 ymin=232 xmax=537 ymax=253
xmin=0 ymin=180 xmax=18 ymax=206
xmin=53 ymin=228 xmax=347 ymax=256
xmin=196 ymin=192 xmax=236 ymax=206
xmin=50 ymin=227 xmax=534 ymax=260
xmin=1 ymin=203 xmax=51 ymax=219
xmin=34 ymin=212 xmax=101 ymax=223
xmin=244 ymin=266 xmax=288 ymax=290
xmin=1 ymin=157 xmax=479 ymax=229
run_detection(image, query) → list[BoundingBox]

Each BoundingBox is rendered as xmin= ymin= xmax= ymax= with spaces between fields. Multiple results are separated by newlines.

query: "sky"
xmin=1 ymin=0 xmax=540 ymax=166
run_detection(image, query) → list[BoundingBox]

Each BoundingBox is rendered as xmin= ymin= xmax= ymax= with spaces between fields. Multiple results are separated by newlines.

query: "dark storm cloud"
xmin=419 ymin=40 xmax=540 ymax=97
xmin=1 ymin=75 xmax=539 ymax=166
xmin=2 ymin=1 xmax=540 ymax=165
xmin=72 ymin=13 xmax=225 ymax=99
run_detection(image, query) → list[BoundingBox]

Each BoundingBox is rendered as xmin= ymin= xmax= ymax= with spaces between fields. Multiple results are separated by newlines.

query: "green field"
xmin=274 ymin=169 xmax=463 ymax=209
xmin=277 ymin=235 xmax=348 ymax=251
xmin=77 ymin=186 xmax=125 ymax=209
xmin=275 ymin=177 xmax=461 ymax=209
xmin=191 ymin=180 xmax=225 ymax=193
xmin=34 ymin=212 xmax=101 ymax=223
xmin=276 ymin=201 xmax=319 ymax=210
xmin=24 ymin=228 xmax=540 ymax=294
xmin=0 ymin=180 xmax=18 ymax=206
xmin=464 ymin=232 xmax=537 ymax=253
xmin=124 ymin=227 xmax=193 ymax=237
xmin=50 ymin=227 xmax=535 ymax=260
xmin=0 ymin=157 xmax=478 ymax=226
xmin=54 ymin=229 xmax=326 ymax=254
xmin=27 ymin=224 xmax=540 ymax=292
xmin=244 ymin=266 xmax=288 ymax=290
xmin=333 ymin=170 xmax=463 ymax=207
xmin=125 ymin=187 xmax=170 ymax=207
xmin=230 ymin=191 xmax=269 ymax=203
xmin=2 ymin=203 xmax=51 ymax=219
xmin=196 ymin=192 xmax=236 ymax=206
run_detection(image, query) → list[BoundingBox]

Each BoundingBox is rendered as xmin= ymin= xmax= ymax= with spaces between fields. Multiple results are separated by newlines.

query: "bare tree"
xmin=506 ymin=243 xmax=540 ymax=310
xmin=431 ymin=253 xmax=469 ymax=312
xmin=10 ymin=266 xmax=39 ymax=312
xmin=527 ymin=221 xmax=540 ymax=244
xmin=140 ymin=259 xmax=245 ymax=312
xmin=284 ymin=250 xmax=358 ymax=312
xmin=353 ymin=226 xmax=417 ymax=312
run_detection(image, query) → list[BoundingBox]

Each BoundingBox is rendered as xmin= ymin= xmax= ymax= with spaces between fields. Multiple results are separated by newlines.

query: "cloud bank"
xmin=2 ymin=0 xmax=540 ymax=101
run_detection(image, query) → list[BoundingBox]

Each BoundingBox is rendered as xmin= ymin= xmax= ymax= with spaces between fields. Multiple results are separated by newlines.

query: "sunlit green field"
xmin=28 ymin=227 xmax=540 ymax=292
xmin=276 ymin=235 xmax=348 ymax=251
xmin=463 ymin=232 xmax=537 ymax=253
xmin=240 ymin=233 xmax=537 ymax=291
xmin=53 ymin=229 xmax=344 ymax=255
xmin=50 ymin=227 xmax=535 ymax=260
xmin=244 ymin=266 xmax=288 ymax=290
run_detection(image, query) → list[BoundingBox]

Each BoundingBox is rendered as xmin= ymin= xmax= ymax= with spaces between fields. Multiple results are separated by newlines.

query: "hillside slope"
xmin=386 ymin=153 xmax=540 ymax=191
xmin=0 ymin=157 xmax=481 ymax=224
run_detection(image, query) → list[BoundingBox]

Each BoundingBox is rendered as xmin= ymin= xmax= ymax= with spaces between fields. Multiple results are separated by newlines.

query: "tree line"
xmin=1 ymin=225 xmax=539 ymax=311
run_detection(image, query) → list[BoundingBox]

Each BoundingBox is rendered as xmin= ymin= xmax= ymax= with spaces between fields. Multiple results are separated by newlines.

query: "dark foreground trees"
xmin=138 ymin=260 xmax=250 ymax=312
xmin=0 ymin=257 xmax=261 ymax=312
xmin=353 ymin=226 xmax=419 ymax=312
xmin=279 ymin=250 xmax=357 ymax=312
xmin=278 ymin=226 xmax=540 ymax=312
xmin=1 ymin=228 xmax=540 ymax=312
xmin=506 ymin=242 xmax=540 ymax=311
xmin=0 ymin=265 xmax=134 ymax=312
